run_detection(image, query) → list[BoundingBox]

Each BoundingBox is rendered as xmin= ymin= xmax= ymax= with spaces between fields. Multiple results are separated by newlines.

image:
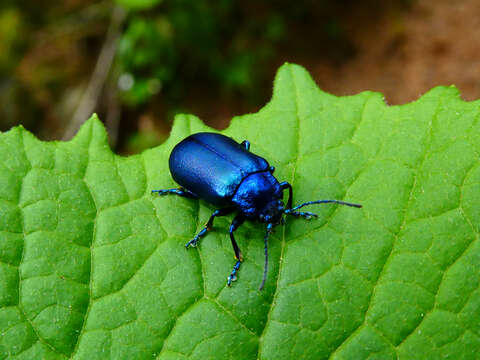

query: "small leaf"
xmin=115 ymin=0 xmax=162 ymax=11
xmin=1 ymin=64 xmax=480 ymax=359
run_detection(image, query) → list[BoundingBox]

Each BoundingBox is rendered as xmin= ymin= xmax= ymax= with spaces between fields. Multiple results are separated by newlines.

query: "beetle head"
xmin=258 ymin=199 xmax=284 ymax=225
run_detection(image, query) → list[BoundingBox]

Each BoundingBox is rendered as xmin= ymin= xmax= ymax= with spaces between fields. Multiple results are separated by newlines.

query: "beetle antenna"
xmin=285 ymin=200 xmax=362 ymax=214
xmin=259 ymin=223 xmax=273 ymax=291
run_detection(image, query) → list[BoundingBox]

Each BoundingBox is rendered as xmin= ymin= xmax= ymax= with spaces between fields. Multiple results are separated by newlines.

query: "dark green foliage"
xmin=116 ymin=1 xmax=287 ymax=106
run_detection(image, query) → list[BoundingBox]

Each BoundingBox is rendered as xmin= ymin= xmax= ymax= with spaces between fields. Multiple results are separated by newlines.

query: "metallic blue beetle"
xmin=153 ymin=133 xmax=361 ymax=290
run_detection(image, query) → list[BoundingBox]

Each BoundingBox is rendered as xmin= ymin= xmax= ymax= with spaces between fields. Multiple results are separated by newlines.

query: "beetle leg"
xmin=186 ymin=207 xmax=235 ymax=248
xmin=287 ymin=199 xmax=362 ymax=211
xmin=285 ymin=210 xmax=318 ymax=220
xmin=241 ymin=140 xmax=250 ymax=151
xmin=279 ymin=182 xmax=293 ymax=210
xmin=284 ymin=200 xmax=361 ymax=218
xmin=227 ymin=214 xmax=246 ymax=286
xmin=151 ymin=187 xmax=198 ymax=199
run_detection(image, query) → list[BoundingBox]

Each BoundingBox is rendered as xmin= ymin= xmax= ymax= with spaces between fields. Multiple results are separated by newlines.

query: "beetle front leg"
xmin=227 ymin=214 xmax=246 ymax=286
xmin=279 ymin=181 xmax=293 ymax=210
xmin=152 ymin=187 xmax=198 ymax=199
xmin=285 ymin=210 xmax=318 ymax=220
xmin=186 ymin=207 xmax=235 ymax=248
xmin=284 ymin=199 xmax=362 ymax=219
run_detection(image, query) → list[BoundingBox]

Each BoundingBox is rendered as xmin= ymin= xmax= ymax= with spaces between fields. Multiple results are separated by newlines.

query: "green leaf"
xmin=1 ymin=63 xmax=480 ymax=359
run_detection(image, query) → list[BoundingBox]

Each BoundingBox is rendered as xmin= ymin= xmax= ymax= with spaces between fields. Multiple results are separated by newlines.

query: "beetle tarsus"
xmin=285 ymin=210 xmax=318 ymax=219
xmin=226 ymin=215 xmax=245 ymax=286
xmin=227 ymin=260 xmax=242 ymax=286
xmin=186 ymin=207 xmax=235 ymax=248
xmin=185 ymin=237 xmax=199 ymax=248
xmin=151 ymin=188 xmax=198 ymax=199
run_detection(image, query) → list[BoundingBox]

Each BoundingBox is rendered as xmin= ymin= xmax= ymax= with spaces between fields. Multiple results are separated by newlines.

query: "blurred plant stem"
xmin=63 ymin=5 xmax=127 ymax=141
xmin=105 ymin=75 xmax=121 ymax=147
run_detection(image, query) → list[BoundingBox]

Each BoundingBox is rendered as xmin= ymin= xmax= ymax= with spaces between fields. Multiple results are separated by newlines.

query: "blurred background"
xmin=1 ymin=0 xmax=479 ymax=154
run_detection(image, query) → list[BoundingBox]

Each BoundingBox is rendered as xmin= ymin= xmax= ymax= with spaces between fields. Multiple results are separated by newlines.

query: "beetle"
xmin=152 ymin=132 xmax=362 ymax=290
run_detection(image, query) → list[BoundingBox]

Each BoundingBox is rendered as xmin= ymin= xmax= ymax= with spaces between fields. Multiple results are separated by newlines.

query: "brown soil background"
xmin=191 ymin=0 xmax=480 ymax=135
xmin=313 ymin=0 xmax=480 ymax=104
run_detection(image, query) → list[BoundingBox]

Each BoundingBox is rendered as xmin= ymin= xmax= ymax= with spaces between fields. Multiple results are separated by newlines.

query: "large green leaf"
xmin=1 ymin=63 xmax=480 ymax=359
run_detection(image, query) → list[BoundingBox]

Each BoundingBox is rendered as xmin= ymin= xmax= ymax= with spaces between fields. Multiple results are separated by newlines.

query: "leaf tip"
xmin=68 ymin=113 xmax=111 ymax=151
xmin=170 ymin=113 xmax=210 ymax=140
xmin=416 ymin=85 xmax=462 ymax=102
xmin=276 ymin=62 xmax=310 ymax=80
